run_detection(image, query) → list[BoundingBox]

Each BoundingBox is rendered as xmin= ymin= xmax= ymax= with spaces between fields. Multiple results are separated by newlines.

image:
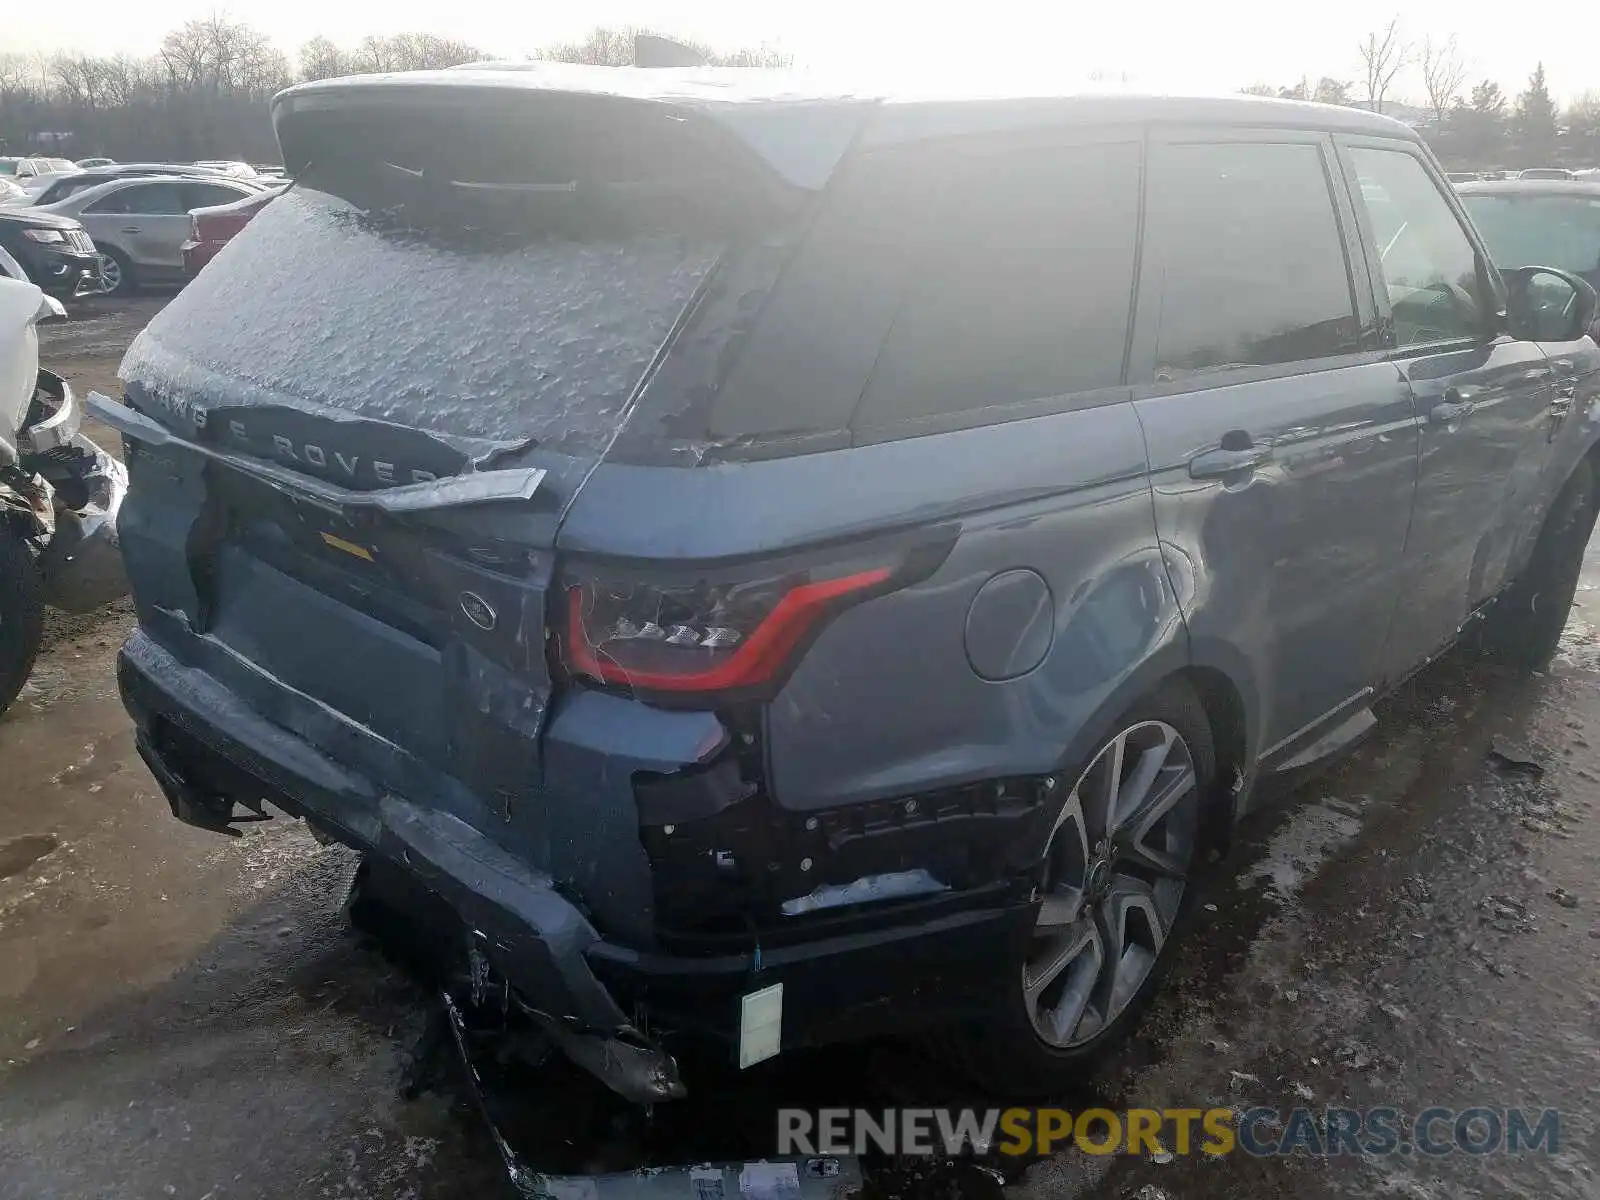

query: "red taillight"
xmin=565 ymin=567 xmax=892 ymax=695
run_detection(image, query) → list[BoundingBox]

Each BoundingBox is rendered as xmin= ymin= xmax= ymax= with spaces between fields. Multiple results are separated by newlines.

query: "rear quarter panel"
xmin=559 ymin=401 xmax=1189 ymax=812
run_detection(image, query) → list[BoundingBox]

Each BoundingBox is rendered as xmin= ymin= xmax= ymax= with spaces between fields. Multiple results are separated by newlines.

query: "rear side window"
xmin=852 ymin=140 xmax=1141 ymax=431
xmin=88 ymin=182 xmax=184 ymax=215
xmin=1143 ymin=141 xmax=1360 ymax=378
xmin=183 ymin=182 xmax=249 ymax=210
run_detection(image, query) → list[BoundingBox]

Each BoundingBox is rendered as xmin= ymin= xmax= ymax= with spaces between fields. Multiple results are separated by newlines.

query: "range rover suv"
xmin=92 ymin=71 xmax=1600 ymax=1102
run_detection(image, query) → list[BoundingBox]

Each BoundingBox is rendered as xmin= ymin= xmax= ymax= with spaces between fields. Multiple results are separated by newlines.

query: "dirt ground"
xmin=3 ymin=296 xmax=1599 ymax=1199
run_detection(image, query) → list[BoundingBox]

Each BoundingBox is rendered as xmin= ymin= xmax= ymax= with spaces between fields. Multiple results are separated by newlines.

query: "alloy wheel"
xmin=1024 ymin=720 xmax=1199 ymax=1049
xmin=97 ymin=253 xmax=121 ymax=294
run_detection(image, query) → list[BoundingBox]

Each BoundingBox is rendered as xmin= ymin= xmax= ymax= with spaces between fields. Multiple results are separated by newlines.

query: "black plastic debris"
xmin=1487 ymin=746 xmax=1545 ymax=779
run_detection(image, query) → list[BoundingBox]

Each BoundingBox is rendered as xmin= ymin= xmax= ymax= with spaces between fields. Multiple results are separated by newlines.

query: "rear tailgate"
xmin=113 ymin=74 xmax=868 ymax=856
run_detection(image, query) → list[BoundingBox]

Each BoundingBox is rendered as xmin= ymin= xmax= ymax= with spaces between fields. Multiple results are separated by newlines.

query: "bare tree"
xmin=538 ymin=26 xmax=792 ymax=69
xmin=1419 ymin=35 xmax=1466 ymax=128
xmin=1314 ymin=77 xmax=1354 ymax=106
xmin=297 ymin=36 xmax=351 ymax=82
xmin=1358 ymin=19 xmax=1409 ymax=114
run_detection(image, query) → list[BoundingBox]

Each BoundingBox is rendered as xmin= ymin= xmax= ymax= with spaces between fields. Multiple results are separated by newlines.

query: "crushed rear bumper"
xmin=117 ymin=629 xmax=1035 ymax=1100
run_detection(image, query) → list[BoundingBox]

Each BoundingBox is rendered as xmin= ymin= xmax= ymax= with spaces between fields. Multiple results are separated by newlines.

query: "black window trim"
xmin=1332 ymin=133 xmax=1510 ymax=359
xmin=1126 ymin=126 xmax=1381 ymax=402
xmin=843 ymin=123 xmax=1148 ymax=445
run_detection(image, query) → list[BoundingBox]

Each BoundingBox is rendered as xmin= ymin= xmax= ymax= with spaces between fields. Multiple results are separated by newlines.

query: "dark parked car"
xmin=0 ymin=208 xmax=100 ymax=298
xmin=93 ymin=74 xmax=1600 ymax=1104
xmin=1457 ymin=179 xmax=1600 ymax=337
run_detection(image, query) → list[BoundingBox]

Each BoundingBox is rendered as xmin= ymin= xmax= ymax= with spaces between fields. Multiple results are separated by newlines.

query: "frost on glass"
xmin=120 ymin=188 xmax=721 ymax=454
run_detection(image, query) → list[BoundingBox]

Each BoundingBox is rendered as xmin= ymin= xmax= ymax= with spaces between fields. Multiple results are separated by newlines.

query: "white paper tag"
xmin=738 ymin=982 xmax=783 ymax=1069
xmin=738 ymin=1161 xmax=800 ymax=1200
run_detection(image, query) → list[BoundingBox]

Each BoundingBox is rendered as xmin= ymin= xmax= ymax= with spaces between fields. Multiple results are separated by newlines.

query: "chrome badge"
xmin=459 ymin=591 xmax=497 ymax=632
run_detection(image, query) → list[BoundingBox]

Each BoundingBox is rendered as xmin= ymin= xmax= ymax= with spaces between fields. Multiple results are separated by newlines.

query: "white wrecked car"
xmin=0 ymin=254 xmax=126 ymax=713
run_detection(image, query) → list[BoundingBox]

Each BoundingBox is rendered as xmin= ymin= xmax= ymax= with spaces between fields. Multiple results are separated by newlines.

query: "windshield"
xmin=0 ymin=161 xmax=16 ymax=177
xmin=1461 ymin=193 xmax=1600 ymax=286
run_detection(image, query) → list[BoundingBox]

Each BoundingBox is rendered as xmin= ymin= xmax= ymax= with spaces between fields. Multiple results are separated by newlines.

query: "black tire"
xmin=954 ymin=678 xmax=1217 ymax=1095
xmin=0 ymin=526 xmax=44 ymax=718
xmin=97 ymin=247 xmax=137 ymax=297
xmin=1475 ymin=459 xmax=1598 ymax=672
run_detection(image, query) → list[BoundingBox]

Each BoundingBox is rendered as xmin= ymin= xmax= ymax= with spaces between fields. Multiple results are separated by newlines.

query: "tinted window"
xmin=40 ymin=177 xmax=98 ymax=205
xmin=1460 ymin=193 xmax=1600 ymax=287
xmin=1349 ymin=148 xmax=1483 ymax=347
xmin=852 ymin=140 xmax=1141 ymax=428
xmin=184 ymin=182 xmax=249 ymax=210
xmin=87 ymin=182 xmax=183 ymax=215
xmin=1143 ymin=142 xmax=1359 ymax=379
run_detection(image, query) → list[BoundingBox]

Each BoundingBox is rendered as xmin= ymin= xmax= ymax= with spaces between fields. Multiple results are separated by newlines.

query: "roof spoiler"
xmin=271 ymin=68 xmax=875 ymax=191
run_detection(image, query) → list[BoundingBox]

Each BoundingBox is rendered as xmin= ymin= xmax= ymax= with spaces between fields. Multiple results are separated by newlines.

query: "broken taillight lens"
xmin=561 ymin=535 xmax=956 ymax=700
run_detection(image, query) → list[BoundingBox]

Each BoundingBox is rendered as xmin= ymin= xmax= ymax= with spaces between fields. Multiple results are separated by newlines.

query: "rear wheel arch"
xmin=1051 ymin=655 xmax=1252 ymax=860
xmin=1175 ymin=664 xmax=1250 ymax=854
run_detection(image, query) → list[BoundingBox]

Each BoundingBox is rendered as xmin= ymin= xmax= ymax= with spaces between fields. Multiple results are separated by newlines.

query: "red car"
xmin=182 ymin=184 xmax=285 ymax=278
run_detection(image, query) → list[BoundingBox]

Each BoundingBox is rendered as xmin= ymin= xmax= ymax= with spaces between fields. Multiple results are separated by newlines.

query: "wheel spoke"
xmin=1024 ymin=918 xmax=1102 ymax=1047
xmin=1118 ymin=834 xmax=1189 ymax=880
xmin=1024 ymin=918 xmax=1095 ymax=1005
xmin=1089 ymin=875 xmax=1167 ymax=1020
xmin=1045 ymin=942 xmax=1101 ymax=1043
xmin=1096 ymin=730 xmax=1128 ymax=835
xmin=1044 ymin=789 xmax=1091 ymax=897
xmin=1113 ymin=742 xmax=1196 ymax=881
xmin=1114 ymin=727 xmax=1180 ymax=828
xmin=1035 ymin=892 xmax=1081 ymax=929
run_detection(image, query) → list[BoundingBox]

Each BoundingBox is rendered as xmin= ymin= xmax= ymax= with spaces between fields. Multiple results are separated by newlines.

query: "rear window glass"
xmin=124 ymin=150 xmax=777 ymax=452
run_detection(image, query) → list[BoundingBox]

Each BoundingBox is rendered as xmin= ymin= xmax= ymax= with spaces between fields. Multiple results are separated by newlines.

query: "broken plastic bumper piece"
xmin=117 ymin=629 xmax=682 ymax=1104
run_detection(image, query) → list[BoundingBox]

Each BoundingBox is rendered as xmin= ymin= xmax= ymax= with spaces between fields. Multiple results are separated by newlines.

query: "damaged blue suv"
xmin=94 ymin=69 xmax=1600 ymax=1102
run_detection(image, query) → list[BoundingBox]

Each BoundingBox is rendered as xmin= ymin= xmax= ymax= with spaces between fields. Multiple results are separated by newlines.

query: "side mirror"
xmin=1502 ymin=266 xmax=1599 ymax=342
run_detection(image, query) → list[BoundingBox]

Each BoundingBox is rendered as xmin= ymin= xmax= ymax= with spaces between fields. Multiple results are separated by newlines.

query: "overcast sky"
xmin=6 ymin=1 xmax=1590 ymax=104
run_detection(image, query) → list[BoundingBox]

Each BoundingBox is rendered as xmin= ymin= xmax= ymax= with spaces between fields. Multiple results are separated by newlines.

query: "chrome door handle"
xmin=1189 ymin=444 xmax=1273 ymax=479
